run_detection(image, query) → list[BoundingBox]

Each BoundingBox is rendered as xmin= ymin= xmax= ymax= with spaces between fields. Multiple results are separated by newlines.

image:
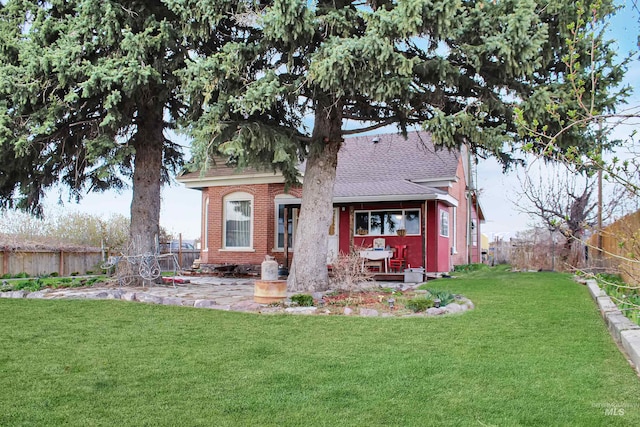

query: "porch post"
xmin=422 ymin=202 xmax=427 ymax=270
xmin=283 ymin=207 xmax=289 ymax=269
xmin=349 ymin=206 xmax=355 ymax=252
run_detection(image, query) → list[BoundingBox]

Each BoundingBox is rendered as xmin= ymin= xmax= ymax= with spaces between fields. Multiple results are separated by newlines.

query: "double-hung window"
xmin=223 ymin=192 xmax=253 ymax=249
xmin=440 ymin=209 xmax=449 ymax=237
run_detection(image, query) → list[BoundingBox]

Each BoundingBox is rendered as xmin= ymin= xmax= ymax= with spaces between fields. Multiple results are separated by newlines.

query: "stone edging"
xmin=582 ymin=278 xmax=640 ymax=375
xmin=0 ymin=289 xmax=255 ymax=311
xmin=0 ymin=287 xmax=475 ymax=317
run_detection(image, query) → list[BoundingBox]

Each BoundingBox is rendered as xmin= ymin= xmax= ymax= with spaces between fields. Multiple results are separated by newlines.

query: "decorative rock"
xmin=232 ymin=300 xmax=262 ymax=312
xmin=444 ymin=303 xmax=462 ymax=314
xmin=285 ymin=306 xmax=318 ymax=315
xmin=121 ymin=292 xmax=137 ymax=301
xmin=1 ymin=290 xmax=28 ymax=298
xmin=87 ymin=291 xmax=110 ymax=299
xmin=343 ymin=307 xmax=354 ymax=316
xmin=136 ymin=293 xmax=163 ymax=304
xmin=194 ymin=299 xmax=218 ymax=308
xmin=107 ymin=290 xmax=125 ymax=300
xmin=359 ymin=308 xmax=379 ymax=317
xmin=162 ymin=297 xmax=184 ymax=306
xmin=26 ymin=290 xmax=49 ymax=299
xmin=426 ymin=307 xmax=445 ymax=316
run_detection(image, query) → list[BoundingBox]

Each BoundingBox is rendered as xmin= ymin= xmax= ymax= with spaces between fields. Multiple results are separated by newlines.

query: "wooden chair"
xmin=389 ymin=245 xmax=408 ymax=272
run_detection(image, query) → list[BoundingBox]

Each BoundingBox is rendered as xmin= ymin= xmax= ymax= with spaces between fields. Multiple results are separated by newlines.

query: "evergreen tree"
xmin=174 ymin=0 xmax=627 ymax=292
xmin=0 ymin=0 xmax=230 ymax=255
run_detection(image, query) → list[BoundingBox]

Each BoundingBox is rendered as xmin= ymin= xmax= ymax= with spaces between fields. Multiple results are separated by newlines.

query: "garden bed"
xmin=285 ymin=286 xmax=474 ymax=317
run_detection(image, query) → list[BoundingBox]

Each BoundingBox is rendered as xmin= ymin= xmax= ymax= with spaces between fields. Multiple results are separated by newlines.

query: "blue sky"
xmin=41 ymin=1 xmax=640 ymax=241
xmin=478 ymin=0 xmax=639 ymax=238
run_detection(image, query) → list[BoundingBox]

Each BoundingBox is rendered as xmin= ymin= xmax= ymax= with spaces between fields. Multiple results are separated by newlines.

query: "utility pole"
xmin=596 ymin=119 xmax=604 ymax=269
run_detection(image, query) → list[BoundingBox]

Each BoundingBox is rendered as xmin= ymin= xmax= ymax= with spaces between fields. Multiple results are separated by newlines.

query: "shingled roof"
xmin=179 ymin=130 xmax=463 ymax=204
xmin=329 ymin=131 xmax=461 ymax=203
xmin=336 ymin=131 xmax=460 ymax=185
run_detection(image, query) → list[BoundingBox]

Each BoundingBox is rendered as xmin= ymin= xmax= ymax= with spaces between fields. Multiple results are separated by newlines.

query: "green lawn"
xmin=2 ymin=268 xmax=639 ymax=426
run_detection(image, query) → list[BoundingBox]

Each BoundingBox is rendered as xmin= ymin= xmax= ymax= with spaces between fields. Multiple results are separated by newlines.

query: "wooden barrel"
xmin=254 ymin=280 xmax=287 ymax=304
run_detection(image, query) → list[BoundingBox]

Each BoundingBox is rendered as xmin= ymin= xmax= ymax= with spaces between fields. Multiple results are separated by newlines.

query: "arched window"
xmin=223 ymin=192 xmax=253 ymax=249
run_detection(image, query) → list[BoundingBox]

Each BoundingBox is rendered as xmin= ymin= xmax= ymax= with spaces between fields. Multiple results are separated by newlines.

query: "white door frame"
xmin=327 ymin=207 xmax=340 ymax=264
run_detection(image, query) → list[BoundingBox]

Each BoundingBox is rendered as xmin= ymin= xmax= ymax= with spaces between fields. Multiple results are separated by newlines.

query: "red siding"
xmin=198 ymin=156 xmax=477 ymax=273
xmin=425 ymin=201 xmax=452 ymax=273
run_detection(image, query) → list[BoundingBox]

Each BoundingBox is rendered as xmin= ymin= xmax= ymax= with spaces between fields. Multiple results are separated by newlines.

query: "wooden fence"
xmin=1 ymin=247 xmax=201 ymax=277
xmin=1 ymin=248 xmax=104 ymax=277
xmin=591 ymin=211 xmax=640 ymax=284
xmin=158 ymin=249 xmax=200 ymax=271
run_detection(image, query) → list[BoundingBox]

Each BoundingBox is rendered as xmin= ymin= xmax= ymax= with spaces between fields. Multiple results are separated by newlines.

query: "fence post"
xmin=178 ymin=233 xmax=183 ymax=268
xmin=59 ymin=250 xmax=64 ymax=276
xmin=2 ymin=247 xmax=7 ymax=276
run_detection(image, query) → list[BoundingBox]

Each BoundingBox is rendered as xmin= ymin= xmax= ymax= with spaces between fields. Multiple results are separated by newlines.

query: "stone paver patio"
xmin=1 ymin=276 xmax=460 ymax=316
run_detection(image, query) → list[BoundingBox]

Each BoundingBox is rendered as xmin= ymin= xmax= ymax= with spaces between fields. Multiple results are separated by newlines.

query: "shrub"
xmin=406 ymin=297 xmax=434 ymax=313
xmin=329 ymin=247 xmax=374 ymax=292
xmin=12 ymin=279 xmax=42 ymax=292
xmin=13 ymin=272 xmax=29 ymax=278
xmin=290 ymin=294 xmax=314 ymax=307
xmin=426 ymin=289 xmax=456 ymax=306
xmin=49 ymin=272 xmax=59 ymax=277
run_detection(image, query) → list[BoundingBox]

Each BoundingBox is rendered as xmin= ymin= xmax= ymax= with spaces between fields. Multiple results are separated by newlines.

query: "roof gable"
xmin=336 ymin=131 xmax=460 ymax=186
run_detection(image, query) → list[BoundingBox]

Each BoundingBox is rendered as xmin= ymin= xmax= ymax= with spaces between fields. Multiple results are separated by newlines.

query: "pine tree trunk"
xmin=129 ymin=103 xmax=163 ymax=256
xmin=287 ymin=96 xmax=342 ymax=292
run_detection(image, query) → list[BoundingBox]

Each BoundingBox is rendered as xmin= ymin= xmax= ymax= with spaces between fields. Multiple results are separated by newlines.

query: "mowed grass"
xmin=2 ymin=268 xmax=640 ymax=426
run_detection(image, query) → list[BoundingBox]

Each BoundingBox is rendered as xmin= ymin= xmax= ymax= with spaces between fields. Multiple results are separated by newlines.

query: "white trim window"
xmin=223 ymin=192 xmax=253 ymax=249
xmin=451 ymin=206 xmax=457 ymax=253
xmin=440 ymin=209 xmax=449 ymax=237
xmin=354 ymin=209 xmax=421 ymax=236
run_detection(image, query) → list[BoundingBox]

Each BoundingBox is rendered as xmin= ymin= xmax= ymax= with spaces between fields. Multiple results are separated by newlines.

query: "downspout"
xmin=466 ymin=191 xmax=471 ymax=264
xmin=467 ymin=147 xmax=473 ymax=265
xmin=422 ymin=201 xmax=427 ymax=271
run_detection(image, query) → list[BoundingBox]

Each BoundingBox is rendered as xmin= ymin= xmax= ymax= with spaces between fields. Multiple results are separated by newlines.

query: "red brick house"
xmin=178 ymin=131 xmax=484 ymax=275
